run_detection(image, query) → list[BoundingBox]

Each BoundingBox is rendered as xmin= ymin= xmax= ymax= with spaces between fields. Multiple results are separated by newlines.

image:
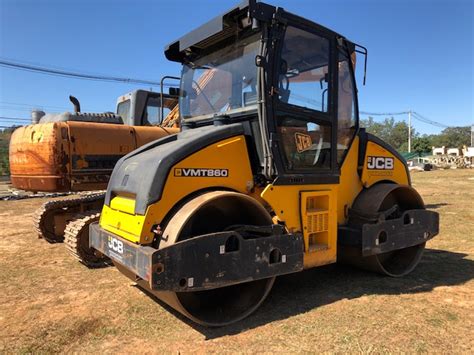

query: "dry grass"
xmin=0 ymin=169 xmax=473 ymax=353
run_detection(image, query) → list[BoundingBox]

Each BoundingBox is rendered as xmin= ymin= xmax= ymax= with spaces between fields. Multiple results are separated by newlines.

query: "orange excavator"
xmin=9 ymin=73 xmax=214 ymax=266
xmin=9 ymin=88 xmax=181 ymax=265
xmin=10 ymin=89 xmax=179 ymax=192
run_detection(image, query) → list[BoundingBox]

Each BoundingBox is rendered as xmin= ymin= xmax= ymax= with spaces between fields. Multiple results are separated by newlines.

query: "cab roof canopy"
xmin=164 ymin=0 xmax=348 ymax=64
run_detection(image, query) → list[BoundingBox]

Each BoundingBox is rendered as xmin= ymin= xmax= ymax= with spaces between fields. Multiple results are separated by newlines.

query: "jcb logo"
xmin=108 ymin=236 xmax=124 ymax=254
xmin=367 ymin=156 xmax=394 ymax=170
xmin=295 ymin=133 xmax=312 ymax=153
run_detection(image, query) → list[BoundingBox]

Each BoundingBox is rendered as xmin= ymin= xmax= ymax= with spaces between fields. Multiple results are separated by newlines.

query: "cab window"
xmin=276 ymin=26 xmax=333 ymax=173
xmin=143 ymin=97 xmax=171 ymax=126
xmin=278 ymin=26 xmax=330 ymax=112
xmin=337 ymin=48 xmax=358 ymax=164
xmin=277 ymin=115 xmax=332 ymax=171
xmin=117 ymin=100 xmax=130 ymax=121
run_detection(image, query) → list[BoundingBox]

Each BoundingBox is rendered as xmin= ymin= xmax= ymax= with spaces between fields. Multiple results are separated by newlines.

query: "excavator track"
xmin=33 ymin=192 xmax=106 ymax=243
xmin=65 ymin=211 xmax=111 ymax=268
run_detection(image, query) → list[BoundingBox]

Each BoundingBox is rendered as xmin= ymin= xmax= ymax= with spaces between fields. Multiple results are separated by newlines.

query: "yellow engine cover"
xmin=100 ymin=135 xmax=255 ymax=244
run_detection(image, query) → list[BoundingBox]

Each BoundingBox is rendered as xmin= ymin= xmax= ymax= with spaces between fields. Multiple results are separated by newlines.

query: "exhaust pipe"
xmin=69 ymin=95 xmax=81 ymax=113
xmin=31 ymin=110 xmax=45 ymax=124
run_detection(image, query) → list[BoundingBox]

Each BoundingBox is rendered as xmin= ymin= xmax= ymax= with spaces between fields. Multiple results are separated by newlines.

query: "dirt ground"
xmin=1 ymin=169 xmax=473 ymax=353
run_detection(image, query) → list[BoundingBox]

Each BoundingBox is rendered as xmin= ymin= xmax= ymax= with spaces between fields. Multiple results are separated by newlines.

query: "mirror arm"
xmin=322 ymin=88 xmax=328 ymax=111
xmin=354 ymin=44 xmax=368 ymax=86
xmin=160 ymin=76 xmax=181 ymax=123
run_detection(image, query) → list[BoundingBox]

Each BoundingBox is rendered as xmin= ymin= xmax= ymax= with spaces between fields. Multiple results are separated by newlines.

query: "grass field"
xmin=0 ymin=169 xmax=473 ymax=353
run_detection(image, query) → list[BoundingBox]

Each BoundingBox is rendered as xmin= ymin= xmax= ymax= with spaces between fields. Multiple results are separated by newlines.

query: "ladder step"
xmin=309 ymin=243 xmax=329 ymax=252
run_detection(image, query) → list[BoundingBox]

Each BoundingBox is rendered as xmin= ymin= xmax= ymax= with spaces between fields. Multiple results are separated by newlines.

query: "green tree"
xmin=421 ymin=126 xmax=470 ymax=149
xmin=0 ymin=130 xmax=12 ymax=176
xmin=412 ymin=136 xmax=431 ymax=156
xmin=391 ymin=120 xmax=411 ymax=150
xmin=360 ymin=118 xmax=470 ymax=153
xmin=360 ymin=116 xmax=413 ymax=151
xmin=437 ymin=127 xmax=470 ymax=148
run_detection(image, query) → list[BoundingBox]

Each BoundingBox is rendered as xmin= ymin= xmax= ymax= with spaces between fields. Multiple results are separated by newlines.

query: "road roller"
xmin=89 ymin=0 xmax=439 ymax=326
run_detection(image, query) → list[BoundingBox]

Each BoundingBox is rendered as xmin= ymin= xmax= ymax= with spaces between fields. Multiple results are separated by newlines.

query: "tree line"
xmin=360 ymin=117 xmax=471 ymax=155
xmin=0 ymin=119 xmax=472 ymax=176
xmin=0 ymin=130 xmax=12 ymax=175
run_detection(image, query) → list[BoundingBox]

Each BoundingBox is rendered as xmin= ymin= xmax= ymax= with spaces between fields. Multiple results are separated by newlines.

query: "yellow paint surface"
xmin=100 ymin=131 xmax=412 ymax=268
xmin=101 ymin=135 xmax=254 ymax=243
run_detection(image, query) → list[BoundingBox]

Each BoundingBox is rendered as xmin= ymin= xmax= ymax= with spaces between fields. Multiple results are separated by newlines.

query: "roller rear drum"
xmin=339 ymin=183 xmax=427 ymax=277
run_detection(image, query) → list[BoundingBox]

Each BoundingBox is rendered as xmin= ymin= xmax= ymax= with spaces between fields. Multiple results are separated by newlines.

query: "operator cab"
xmin=116 ymin=89 xmax=179 ymax=126
xmin=165 ymin=0 xmax=363 ymax=185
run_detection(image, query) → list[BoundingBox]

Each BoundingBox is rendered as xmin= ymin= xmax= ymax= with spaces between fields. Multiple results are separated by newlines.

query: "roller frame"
xmin=89 ymin=222 xmax=303 ymax=292
xmin=338 ymin=209 xmax=439 ymax=256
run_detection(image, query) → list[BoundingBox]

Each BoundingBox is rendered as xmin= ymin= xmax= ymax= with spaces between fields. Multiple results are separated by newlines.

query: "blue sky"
xmin=0 ymin=0 xmax=472 ymax=134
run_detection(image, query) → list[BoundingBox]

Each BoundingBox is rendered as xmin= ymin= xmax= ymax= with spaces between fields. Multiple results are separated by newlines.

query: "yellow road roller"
xmin=89 ymin=0 xmax=439 ymax=326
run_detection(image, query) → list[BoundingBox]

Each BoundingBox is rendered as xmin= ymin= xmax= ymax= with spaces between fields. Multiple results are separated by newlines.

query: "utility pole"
xmin=408 ymin=110 xmax=412 ymax=153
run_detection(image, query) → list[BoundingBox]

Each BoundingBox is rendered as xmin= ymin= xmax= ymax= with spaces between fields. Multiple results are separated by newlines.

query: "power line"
xmin=0 ymin=99 xmax=468 ymax=134
xmin=0 ymin=105 xmax=99 ymax=114
xmin=412 ymin=111 xmax=449 ymax=129
xmin=0 ymin=101 xmax=87 ymax=112
xmin=0 ymin=100 xmax=71 ymax=110
xmin=0 ymin=106 xmax=48 ymax=113
xmin=0 ymin=116 xmax=30 ymax=122
xmin=361 ymin=110 xmax=469 ymax=130
xmin=0 ymin=58 xmax=176 ymax=87
xmin=359 ymin=110 xmax=409 ymax=116
xmin=0 ymin=58 xmax=468 ymax=130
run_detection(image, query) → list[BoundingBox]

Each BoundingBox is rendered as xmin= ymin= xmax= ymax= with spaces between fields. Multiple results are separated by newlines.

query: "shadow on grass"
xmin=138 ymin=248 xmax=473 ymax=339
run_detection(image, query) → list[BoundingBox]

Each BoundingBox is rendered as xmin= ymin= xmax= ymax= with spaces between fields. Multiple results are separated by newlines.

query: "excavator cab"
xmin=116 ymin=89 xmax=178 ymax=126
xmin=90 ymin=0 xmax=438 ymax=327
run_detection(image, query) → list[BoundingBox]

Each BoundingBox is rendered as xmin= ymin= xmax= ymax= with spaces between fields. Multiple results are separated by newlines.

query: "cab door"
xmin=261 ymin=20 xmax=340 ymax=269
xmin=270 ymin=23 xmax=339 ymax=183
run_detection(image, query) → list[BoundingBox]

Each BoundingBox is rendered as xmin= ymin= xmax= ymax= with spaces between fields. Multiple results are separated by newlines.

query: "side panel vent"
xmin=300 ymin=191 xmax=335 ymax=253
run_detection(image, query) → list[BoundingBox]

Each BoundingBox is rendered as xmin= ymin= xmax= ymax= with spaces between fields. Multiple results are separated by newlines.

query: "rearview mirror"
xmin=168 ymin=87 xmax=181 ymax=97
